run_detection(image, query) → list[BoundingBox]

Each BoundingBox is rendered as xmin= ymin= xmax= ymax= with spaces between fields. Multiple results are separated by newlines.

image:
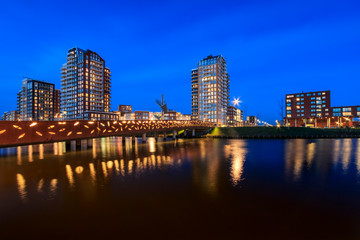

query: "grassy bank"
xmin=207 ymin=127 xmax=360 ymax=139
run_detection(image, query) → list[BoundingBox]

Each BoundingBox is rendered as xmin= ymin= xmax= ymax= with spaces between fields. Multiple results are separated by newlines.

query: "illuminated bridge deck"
xmin=0 ymin=120 xmax=214 ymax=148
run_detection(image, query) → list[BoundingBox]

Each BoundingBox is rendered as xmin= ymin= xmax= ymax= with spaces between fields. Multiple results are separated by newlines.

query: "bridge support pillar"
xmin=87 ymin=139 xmax=93 ymax=148
xmin=163 ymin=132 xmax=167 ymax=141
xmin=173 ymin=130 xmax=177 ymax=140
xmin=122 ymin=136 xmax=126 ymax=144
xmin=315 ymin=118 xmax=317 ymax=128
xmin=154 ymin=132 xmax=158 ymax=142
xmin=131 ymin=136 xmax=136 ymax=144
xmin=142 ymin=133 xmax=146 ymax=143
xmin=192 ymin=129 xmax=195 ymax=137
xmin=183 ymin=129 xmax=187 ymax=137
xmin=65 ymin=141 xmax=71 ymax=151
xmin=76 ymin=139 xmax=82 ymax=150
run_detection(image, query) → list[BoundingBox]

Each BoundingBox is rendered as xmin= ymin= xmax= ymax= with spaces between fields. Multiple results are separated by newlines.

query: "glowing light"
xmin=0 ymin=129 xmax=6 ymax=135
xmin=107 ymin=161 xmax=113 ymax=169
xmin=89 ymin=163 xmax=96 ymax=183
xmin=231 ymin=97 xmax=241 ymax=107
xmin=29 ymin=122 xmax=38 ymax=127
xmin=67 ymin=131 xmax=72 ymax=136
xmin=16 ymin=173 xmax=27 ymax=202
xmin=48 ymin=125 xmax=55 ymax=129
xmin=65 ymin=165 xmax=74 ymax=187
xmin=13 ymin=125 xmax=22 ymax=130
xmin=36 ymin=131 xmax=43 ymax=136
xmin=48 ymin=132 xmax=56 ymax=135
xmin=74 ymin=122 xmax=80 ymax=126
xmin=50 ymin=179 xmax=58 ymax=196
xmin=37 ymin=179 xmax=44 ymax=192
xmin=18 ymin=133 xmax=25 ymax=139
xmin=75 ymin=166 xmax=84 ymax=174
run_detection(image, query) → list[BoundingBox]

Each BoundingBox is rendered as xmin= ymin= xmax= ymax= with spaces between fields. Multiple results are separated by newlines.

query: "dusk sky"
xmin=1 ymin=0 xmax=359 ymax=123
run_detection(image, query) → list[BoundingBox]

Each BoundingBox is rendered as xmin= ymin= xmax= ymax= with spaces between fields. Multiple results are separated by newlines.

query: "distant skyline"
xmin=0 ymin=0 xmax=359 ymax=123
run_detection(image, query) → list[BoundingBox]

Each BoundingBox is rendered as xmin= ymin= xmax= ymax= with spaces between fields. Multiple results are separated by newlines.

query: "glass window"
xmin=333 ymin=113 xmax=341 ymax=117
xmin=333 ymin=108 xmax=341 ymax=112
xmin=343 ymin=107 xmax=351 ymax=112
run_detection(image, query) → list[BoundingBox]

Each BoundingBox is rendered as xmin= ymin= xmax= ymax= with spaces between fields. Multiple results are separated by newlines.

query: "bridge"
xmin=0 ymin=120 xmax=214 ymax=148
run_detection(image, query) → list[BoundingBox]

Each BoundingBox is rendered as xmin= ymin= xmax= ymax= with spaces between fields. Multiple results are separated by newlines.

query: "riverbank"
xmin=206 ymin=127 xmax=360 ymax=139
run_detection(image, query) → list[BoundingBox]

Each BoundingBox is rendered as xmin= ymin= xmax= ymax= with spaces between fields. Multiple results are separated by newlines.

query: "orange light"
xmin=18 ymin=133 xmax=25 ymax=139
xmin=30 ymin=122 xmax=38 ymax=127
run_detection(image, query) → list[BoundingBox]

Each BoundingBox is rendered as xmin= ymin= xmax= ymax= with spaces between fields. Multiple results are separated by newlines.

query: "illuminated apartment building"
xmin=285 ymin=90 xmax=331 ymax=119
xmin=285 ymin=90 xmax=360 ymax=127
xmin=227 ymin=106 xmax=243 ymax=126
xmin=54 ymin=89 xmax=61 ymax=119
xmin=191 ymin=55 xmax=230 ymax=126
xmin=17 ymin=78 xmax=55 ymax=121
xmin=191 ymin=69 xmax=199 ymax=120
xmin=61 ymin=47 xmax=111 ymax=120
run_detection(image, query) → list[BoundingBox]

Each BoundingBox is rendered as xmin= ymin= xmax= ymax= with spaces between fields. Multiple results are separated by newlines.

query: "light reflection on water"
xmin=0 ymin=137 xmax=359 ymax=202
xmin=2 ymin=138 xmax=360 ymax=238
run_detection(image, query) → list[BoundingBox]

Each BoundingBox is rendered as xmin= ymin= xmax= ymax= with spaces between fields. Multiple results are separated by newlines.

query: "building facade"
xmin=1 ymin=110 xmax=19 ymax=121
xmin=246 ymin=116 xmax=258 ymax=126
xmin=17 ymin=78 xmax=55 ymax=121
xmin=191 ymin=55 xmax=230 ymax=126
xmin=83 ymin=111 xmax=120 ymax=121
xmin=134 ymin=111 xmax=150 ymax=120
xmin=227 ymin=106 xmax=243 ymax=126
xmin=54 ymin=89 xmax=61 ymax=119
xmin=118 ymin=105 xmax=133 ymax=116
xmin=61 ymin=47 xmax=111 ymax=120
xmin=285 ymin=90 xmax=331 ymax=119
xmin=285 ymin=90 xmax=360 ymax=127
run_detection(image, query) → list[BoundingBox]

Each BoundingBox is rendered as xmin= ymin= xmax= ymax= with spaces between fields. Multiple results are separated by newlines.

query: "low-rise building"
xmin=227 ymin=106 xmax=243 ymax=127
xmin=118 ymin=105 xmax=132 ymax=116
xmin=285 ymin=90 xmax=360 ymax=127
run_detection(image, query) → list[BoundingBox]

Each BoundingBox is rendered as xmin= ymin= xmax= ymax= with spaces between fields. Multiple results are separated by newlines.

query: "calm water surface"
xmin=1 ymin=137 xmax=360 ymax=239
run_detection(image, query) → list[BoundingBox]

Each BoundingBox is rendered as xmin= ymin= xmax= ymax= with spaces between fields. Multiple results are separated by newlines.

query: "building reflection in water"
xmin=285 ymin=139 xmax=306 ymax=181
xmin=357 ymin=139 xmax=360 ymax=174
xmin=285 ymin=138 xmax=360 ymax=181
xmin=341 ymin=139 xmax=352 ymax=171
xmin=50 ymin=179 xmax=58 ymax=198
xmin=224 ymin=140 xmax=248 ymax=186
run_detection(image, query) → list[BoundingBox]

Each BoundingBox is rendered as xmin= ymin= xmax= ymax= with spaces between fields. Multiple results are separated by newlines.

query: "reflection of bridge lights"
xmin=75 ymin=166 xmax=84 ymax=174
xmin=107 ymin=161 xmax=113 ymax=169
xmin=66 ymin=165 xmax=74 ymax=187
xmin=16 ymin=173 xmax=27 ymax=202
xmin=89 ymin=163 xmax=96 ymax=182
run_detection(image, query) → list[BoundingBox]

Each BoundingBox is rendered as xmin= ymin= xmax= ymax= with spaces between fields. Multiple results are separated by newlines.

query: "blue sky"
xmin=0 ymin=0 xmax=359 ymax=123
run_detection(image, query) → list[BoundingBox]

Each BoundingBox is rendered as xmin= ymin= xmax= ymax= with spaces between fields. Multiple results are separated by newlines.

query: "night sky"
xmin=0 ymin=0 xmax=359 ymax=123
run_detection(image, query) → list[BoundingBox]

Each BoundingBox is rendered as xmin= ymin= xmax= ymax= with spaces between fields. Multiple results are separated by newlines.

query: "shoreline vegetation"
xmin=206 ymin=127 xmax=360 ymax=139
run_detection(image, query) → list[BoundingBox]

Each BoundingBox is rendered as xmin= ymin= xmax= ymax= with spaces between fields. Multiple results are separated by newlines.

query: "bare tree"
xmin=278 ymin=96 xmax=285 ymax=126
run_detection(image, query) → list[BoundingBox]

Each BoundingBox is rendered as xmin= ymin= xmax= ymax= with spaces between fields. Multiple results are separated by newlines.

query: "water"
xmin=1 ymin=137 xmax=360 ymax=239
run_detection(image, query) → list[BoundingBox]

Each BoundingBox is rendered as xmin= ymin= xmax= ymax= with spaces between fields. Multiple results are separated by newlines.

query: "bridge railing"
xmin=0 ymin=120 xmax=215 ymax=147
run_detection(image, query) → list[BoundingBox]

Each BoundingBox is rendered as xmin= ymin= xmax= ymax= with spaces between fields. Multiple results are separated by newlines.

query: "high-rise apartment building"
xmin=191 ymin=55 xmax=230 ymax=126
xmin=54 ymin=89 xmax=61 ymax=118
xmin=61 ymin=47 xmax=111 ymax=120
xmin=17 ymin=78 xmax=55 ymax=121
xmin=191 ymin=69 xmax=199 ymax=120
